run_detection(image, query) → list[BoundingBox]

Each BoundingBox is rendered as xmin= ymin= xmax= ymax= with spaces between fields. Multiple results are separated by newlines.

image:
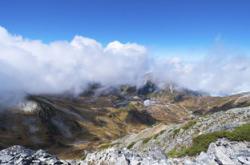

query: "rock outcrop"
xmin=83 ymin=147 xmax=168 ymax=165
xmin=1 ymin=138 xmax=249 ymax=165
xmin=168 ymin=138 xmax=250 ymax=165
xmin=0 ymin=145 xmax=65 ymax=165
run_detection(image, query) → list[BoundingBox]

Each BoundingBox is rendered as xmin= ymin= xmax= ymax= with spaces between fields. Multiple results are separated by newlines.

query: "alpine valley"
xmin=0 ymin=82 xmax=250 ymax=165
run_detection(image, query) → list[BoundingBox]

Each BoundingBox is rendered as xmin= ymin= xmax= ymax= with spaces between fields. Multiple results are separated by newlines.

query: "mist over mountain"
xmin=1 ymin=25 xmax=250 ymax=106
xmin=1 ymin=0 xmax=250 ymax=164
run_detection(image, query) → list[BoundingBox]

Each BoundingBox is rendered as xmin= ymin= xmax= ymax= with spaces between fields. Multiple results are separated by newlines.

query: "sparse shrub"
xmin=227 ymin=123 xmax=250 ymax=141
xmin=153 ymin=130 xmax=165 ymax=139
xmin=168 ymin=123 xmax=250 ymax=157
xmin=167 ymin=146 xmax=187 ymax=158
xmin=173 ymin=128 xmax=181 ymax=137
xmin=127 ymin=141 xmax=136 ymax=149
xmin=182 ymin=120 xmax=197 ymax=130
xmin=142 ymin=137 xmax=152 ymax=144
xmin=98 ymin=143 xmax=111 ymax=149
xmin=172 ymin=120 xmax=196 ymax=137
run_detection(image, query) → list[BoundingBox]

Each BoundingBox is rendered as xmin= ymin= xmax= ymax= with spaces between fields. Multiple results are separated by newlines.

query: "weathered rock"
xmin=83 ymin=147 xmax=168 ymax=165
xmin=0 ymin=145 xmax=66 ymax=165
xmin=214 ymin=147 xmax=235 ymax=164
xmin=0 ymin=139 xmax=250 ymax=165
xmin=171 ymin=138 xmax=250 ymax=165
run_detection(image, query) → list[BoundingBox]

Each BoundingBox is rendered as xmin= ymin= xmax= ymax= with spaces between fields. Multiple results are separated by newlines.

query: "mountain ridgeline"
xmin=0 ymin=81 xmax=250 ymax=164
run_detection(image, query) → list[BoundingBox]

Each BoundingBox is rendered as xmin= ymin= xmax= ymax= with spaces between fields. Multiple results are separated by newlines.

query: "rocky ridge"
xmin=111 ymin=106 xmax=250 ymax=153
xmin=82 ymin=138 xmax=250 ymax=165
xmin=0 ymin=138 xmax=249 ymax=165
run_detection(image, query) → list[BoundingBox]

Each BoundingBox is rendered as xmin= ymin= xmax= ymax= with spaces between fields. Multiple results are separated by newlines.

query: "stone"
xmin=0 ymin=154 xmax=13 ymax=163
xmin=0 ymin=145 xmax=67 ymax=165
xmin=237 ymin=156 xmax=250 ymax=165
xmin=214 ymin=147 xmax=235 ymax=164
xmin=83 ymin=147 xmax=168 ymax=165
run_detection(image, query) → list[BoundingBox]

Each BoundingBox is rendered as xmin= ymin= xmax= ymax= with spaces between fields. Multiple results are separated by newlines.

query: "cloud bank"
xmin=0 ymin=25 xmax=250 ymax=104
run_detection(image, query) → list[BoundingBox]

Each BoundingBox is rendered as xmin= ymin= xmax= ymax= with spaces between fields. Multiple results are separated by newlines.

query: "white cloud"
xmin=0 ymin=25 xmax=250 ymax=105
xmin=150 ymin=50 xmax=250 ymax=95
xmin=0 ymin=26 xmax=148 ymax=101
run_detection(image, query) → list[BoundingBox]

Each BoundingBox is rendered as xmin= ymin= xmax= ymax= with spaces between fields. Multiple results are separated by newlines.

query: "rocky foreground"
xmin=0 ymin=138 xmax=249 ymax=165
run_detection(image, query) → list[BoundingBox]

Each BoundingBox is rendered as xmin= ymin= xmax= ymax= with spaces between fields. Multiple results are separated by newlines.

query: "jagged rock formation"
xmin=0 ymin=145 xmax=64 ymax=165
xmin=1 ymin=138 xmax=249 ymax=164
xmin=82 ymin=138 xmax=250 ymax=165
xmin=83 ymin=148 xmax=168 ymax=165
xmin=0 ymin=145 xmax=168 ymax=165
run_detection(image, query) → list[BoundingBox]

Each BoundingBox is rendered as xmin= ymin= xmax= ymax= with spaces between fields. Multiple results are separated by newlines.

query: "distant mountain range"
xmin=0 ymin=82 xmax=250 ymax=163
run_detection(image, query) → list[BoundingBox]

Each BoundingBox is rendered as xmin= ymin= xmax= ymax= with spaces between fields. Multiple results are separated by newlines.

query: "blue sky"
xmin=0 ymin=0 xmax=250 ymax=54
xmin=1 ymin=0 xmax=250 ymax=96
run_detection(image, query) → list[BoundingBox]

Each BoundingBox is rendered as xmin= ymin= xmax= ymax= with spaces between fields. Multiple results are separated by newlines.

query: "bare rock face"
xmin=0 ymin=139 xmax=250 ymax=165
xmin=81 ymin=138 xmax=250 ymax=165
xmin=208 ymin=139 xmax=250 ymax=165
xmin=83 ymin=148 xmax=168 ymax=165
xmin=0 ymin=146 xmax=169 ymax=165
xmin=0 ymin=145 xmax=66 ymax=165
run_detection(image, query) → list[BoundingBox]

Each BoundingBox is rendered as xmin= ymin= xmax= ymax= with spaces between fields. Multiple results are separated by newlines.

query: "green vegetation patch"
xmin=167 ymin=146 xmax=187 ymax=158
xmin=168 ymin=123 xmax=250 ymax=158
xmin=141 ymin=130 xmax=166 ymax=145
xmin=98 ymin=142 xmax=112 ymax=149
xmin=142 ymin=137 xmax=152 ymax=144
xmin=173 ymin=120 xmax=197 ymax=137
xmin=173 ymin=128 xmax=181 ymax=137
xmin=127 ymin=141 xmax=136 ymax=149
xmin=182 ymin=120 xmax=197 ymax=130
xmin=153 ymin=130 xmax=165 ymax=139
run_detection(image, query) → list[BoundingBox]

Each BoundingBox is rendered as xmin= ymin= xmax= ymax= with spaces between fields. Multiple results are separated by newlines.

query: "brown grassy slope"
xmin=1 ymin=90 xmax=250 ymax=159
xmin=0 ymin=95 xmax=156 ymax=159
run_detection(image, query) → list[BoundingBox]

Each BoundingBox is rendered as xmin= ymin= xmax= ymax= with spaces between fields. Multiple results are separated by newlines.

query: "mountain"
xmin=0 ymin=107 xmax=249 ymax=165
xmin=0 ymin=82 xmax=250 ymax=164
xmin=0 ymin=94 xmax=155 ymax=159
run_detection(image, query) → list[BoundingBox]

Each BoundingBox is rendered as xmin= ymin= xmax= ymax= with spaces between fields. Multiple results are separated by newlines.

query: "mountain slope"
xmin=0 ymin=107 xmax=249 ymax=165
xmin=0 ymin=84 xmax=250 ymax=160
